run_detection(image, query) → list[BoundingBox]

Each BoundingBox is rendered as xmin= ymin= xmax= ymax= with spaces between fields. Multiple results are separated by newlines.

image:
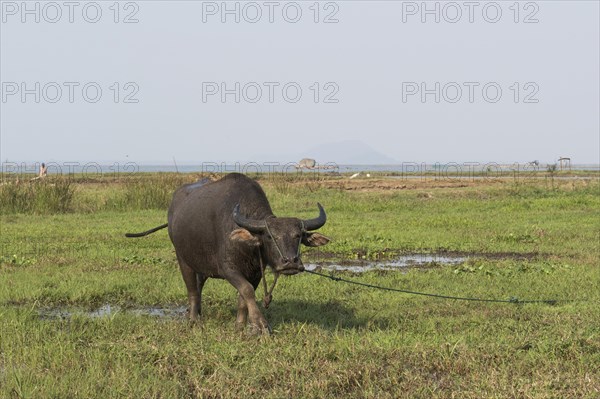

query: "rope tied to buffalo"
xmin=303 ymin=269 xmax=578 ymax=305
xmin=257 ymin=215 xmax=574 ymax=306
xmin=259 ymin=219 xmax=306 ymax=308
xmin=258 ymin=248 xmax=278 ymax=309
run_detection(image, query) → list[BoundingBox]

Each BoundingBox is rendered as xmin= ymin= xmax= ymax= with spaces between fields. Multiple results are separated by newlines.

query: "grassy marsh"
xmin=1 ymin=172 xmax=599 ymax=398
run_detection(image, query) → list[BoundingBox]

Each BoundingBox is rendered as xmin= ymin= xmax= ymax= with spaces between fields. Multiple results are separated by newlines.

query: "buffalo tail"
xmin=125 ymin=223 xmax=168 ymax=238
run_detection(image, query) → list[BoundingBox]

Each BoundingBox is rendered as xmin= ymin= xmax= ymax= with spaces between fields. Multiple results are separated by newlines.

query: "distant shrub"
xmin=110 ymin=174 xmax=191 ymax=210
xmin=0 ymin=178 xmax=74 ymax=214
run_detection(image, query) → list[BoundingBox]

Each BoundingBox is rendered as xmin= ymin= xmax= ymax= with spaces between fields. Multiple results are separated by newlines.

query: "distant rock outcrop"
xmin=297 ymin=158 xmax=317 ymax=169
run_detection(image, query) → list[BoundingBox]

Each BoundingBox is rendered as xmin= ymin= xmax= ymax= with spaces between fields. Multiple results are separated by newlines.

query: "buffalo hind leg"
xmin=196 ymin=273 xmax=208 ymax=316
xmin=177 ymin=255 xmax=206 ymax=321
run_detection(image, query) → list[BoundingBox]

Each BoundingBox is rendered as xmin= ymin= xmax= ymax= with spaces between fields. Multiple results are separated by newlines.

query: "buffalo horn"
xmin=302 ymin=203 xmax=327 ymax=231
xmin=232 ymin=204 xmax=265 ymax=233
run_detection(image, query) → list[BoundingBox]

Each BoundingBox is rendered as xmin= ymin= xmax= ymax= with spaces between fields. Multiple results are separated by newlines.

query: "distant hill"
xmin=298 ymin=140 xmax=398 ymax=165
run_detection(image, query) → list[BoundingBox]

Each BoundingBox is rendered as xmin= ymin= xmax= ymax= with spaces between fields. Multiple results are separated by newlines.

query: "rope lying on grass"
xmin=303 ymin=269 xmax=577 ymax=305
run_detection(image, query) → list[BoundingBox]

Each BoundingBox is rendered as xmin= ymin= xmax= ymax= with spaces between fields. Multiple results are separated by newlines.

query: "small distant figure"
xmin=349 ymin=172 xmax=360 ymax=179
xmin=39 ymin=162 xmax=48 ymax=178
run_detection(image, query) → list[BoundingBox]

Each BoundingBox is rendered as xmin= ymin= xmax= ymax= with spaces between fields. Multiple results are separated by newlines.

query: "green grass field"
xmin=1 ymin=173 xmax=599 ymax=398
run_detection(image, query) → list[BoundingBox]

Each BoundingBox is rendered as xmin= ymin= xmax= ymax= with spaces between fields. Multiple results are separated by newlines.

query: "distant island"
xmin=299 ymin=140 xmax=398 ymax=165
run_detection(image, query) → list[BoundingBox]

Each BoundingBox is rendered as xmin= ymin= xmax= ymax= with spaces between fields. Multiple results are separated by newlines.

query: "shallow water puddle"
xmin=37 ymin=255 xmax=469 ymax=320
xmin=305 ymin=254 xmax=468 ymax=273
xmin=39 ymin=304 xmax=187 ymax=320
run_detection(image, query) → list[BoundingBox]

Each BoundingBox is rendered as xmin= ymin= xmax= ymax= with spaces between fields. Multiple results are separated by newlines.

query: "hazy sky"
xmin=1 ymin=1 xmax=599 ymax=165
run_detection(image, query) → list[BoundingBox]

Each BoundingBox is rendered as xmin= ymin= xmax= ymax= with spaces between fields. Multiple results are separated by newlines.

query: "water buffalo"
xmin=126 ymin=173 xmax=329 ymax=333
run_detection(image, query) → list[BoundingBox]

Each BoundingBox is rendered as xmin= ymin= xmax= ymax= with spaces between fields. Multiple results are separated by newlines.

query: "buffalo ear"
xmin=302 ymin=232 xmax=331 ymax=247
xmin=230 ymin=228 xmax=260 ymax=247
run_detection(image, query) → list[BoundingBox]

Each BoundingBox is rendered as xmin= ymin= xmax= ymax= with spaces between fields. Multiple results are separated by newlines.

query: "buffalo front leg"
xmin=177 ymin=255 xmax=206 ymax=321
xmin=229 ymin=274 xmax=271 ymax=334
xmin=235 ymin=278 xmax=260 ymax=331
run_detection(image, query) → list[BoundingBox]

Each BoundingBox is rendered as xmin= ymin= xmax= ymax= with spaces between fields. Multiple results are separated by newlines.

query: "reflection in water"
xmin=305 ymin=254 xmax=467 ymax=273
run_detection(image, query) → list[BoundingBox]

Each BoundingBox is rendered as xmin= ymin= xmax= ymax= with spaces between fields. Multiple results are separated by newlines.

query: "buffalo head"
xmin=231 ymin=203 xmax=330 ymax=275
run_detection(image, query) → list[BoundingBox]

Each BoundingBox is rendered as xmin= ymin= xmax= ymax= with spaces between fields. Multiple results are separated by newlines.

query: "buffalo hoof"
xmin=248 ymin=322 xmax=272 ymax=336
xmin=188 ymin=312 xmax=201 ymax=324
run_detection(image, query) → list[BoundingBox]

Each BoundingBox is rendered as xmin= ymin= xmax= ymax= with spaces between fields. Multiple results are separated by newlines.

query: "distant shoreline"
xmin=2 ymin=162 xmax=599 ymax=175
